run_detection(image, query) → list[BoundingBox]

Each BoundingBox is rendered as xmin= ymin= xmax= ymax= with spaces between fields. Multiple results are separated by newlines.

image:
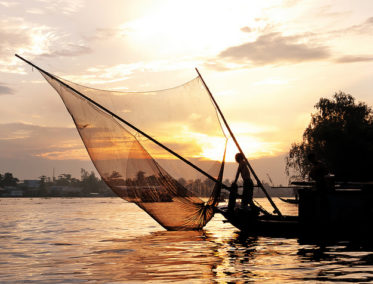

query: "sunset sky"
xmin=1 ymin=0 xmax=372 ymax=185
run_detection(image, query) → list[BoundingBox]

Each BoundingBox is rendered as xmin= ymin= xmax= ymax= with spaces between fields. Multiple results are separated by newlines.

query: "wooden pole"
xmin=195 ymin=68 xmax=282 ymax=217
xmin=15 ymin=54 xmax=230 ymax=191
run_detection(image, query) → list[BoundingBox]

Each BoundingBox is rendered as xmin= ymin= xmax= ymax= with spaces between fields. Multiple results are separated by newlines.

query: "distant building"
xmin=23 ymin=180 xmax=40 ymax=188
xmin=48 ymin=186 xmax=82 ymax=195
xmin=1 ymin=186 xmax=23 ymax=197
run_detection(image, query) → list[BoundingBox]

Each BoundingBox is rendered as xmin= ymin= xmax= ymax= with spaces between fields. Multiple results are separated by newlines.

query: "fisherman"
xmin=307 ymin=152 xmax=330 ymax=191
xmin=231 ymin=153 xmax=255 ymax=209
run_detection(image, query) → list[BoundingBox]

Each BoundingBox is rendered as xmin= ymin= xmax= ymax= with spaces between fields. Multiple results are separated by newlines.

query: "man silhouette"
xmin=232 ymin=153 xmax=254 ymax=209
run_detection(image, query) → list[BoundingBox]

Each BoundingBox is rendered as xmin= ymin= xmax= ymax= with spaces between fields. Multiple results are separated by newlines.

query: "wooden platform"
xmin=216 ymin=188 xmax=373 ymax=240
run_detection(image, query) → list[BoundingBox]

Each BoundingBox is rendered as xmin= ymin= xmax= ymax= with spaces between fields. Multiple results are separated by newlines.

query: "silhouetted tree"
xmin=0 ymin=172 xmax=19 ymax=187
xmin=55 ymin=173 xmax=73 ymax=186
xmin=286 ymin=92 xmax=373 ymax=181
xmin=136 ymin=171 xmax=145 ymax=185
xmin=107 ymin=171 xmax=125 ymax=186
xmin=80 ymin=169 xmax=100 ymax=193
xmin=146 ymin=174 xmax=158 ymax=185
xmin=38 ymin=175 xmax=48 ymax=196
xmin=177 ymin=177 xmax=187 ymax=187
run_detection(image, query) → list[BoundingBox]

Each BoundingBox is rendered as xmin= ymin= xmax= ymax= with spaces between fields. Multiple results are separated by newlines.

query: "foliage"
xmin=1 ymin=169 xmax=231 ymax=198
xmin=80 ymin=169 xmax=104 ymax=194
xmin=286 ymin=92 xmax=373 ymax=181
xmin=0 ymin=172 xmax=19 ymax=187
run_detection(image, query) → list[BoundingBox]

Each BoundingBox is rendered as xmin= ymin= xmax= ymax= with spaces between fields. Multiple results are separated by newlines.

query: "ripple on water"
xmin=0 ymin=197 xmax=372 ymax=283
xmin=93 ymin=248 xmax=135 ymax=254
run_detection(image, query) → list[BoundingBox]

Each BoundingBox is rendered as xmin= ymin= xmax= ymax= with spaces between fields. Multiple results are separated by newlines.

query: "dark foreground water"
xmin=1 ymin=198 xmax=372 ymax=283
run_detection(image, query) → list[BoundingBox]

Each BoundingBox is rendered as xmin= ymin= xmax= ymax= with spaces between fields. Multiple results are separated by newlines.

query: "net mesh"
xmin=41 ymin=72 xmax=228 ymax=230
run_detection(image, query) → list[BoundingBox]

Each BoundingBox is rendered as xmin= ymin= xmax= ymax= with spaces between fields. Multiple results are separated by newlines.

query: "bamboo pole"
xmin=15 ymin=54 xmax=230 ymax=191
xmin=195 ymin=68 xmax=282 ymax=217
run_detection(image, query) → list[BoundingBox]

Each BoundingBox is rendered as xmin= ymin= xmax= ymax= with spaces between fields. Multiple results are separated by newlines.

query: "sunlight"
xmin=24 ymin=27 xmax=54 ymax=55
xmin=230 ymin=121 xmax=278 ymax=135
xmin=119 ymin=1 xmax=270 ymax=56
xmin=200 ymin=136 xmax=282 ymax=162
xmin=35 ymin=148 xmax=88 ymax=160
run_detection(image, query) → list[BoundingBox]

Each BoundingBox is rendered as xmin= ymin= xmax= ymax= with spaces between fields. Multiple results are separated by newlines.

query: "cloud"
xmin=210 ymin=16 xmax=373 ymax=71
xmin=32 ymin=0 xmax=84 ymax=16
xmin=0 ymin=18 xmax=55 ymax=73
xmin=218 ymin=32 xmax=330 ymax=67
xmin=39 ymin=44 xmax=92 ymax=58
xmin=0 ymin=83 xmax=14 ymax=95
xmin=325 ymin=16 xmax=373 ymax=37
xmin=203 ymin=61 xmax=233 ymax=72
xmin=0 ymin=16 xmax=92 ymax=74
xmin=0 ymin=122 xmax=87 ymax=160
xmin=0 ymin=18 xmax=33 ymax=57
xmin=240 ymin=26 xmax=252 ymax=33
xmin=25 ymin=8 xmax=45 ymax=15
xmin=62 ymin=57 xmax=200 ymax=85
xmin=0 ymin=1 xmax=19 ymax=8
xmin=282 ymin=0 xmax=300 ymax=7
xmin=342 ymin=16 xmax=373 ymax=35
xmin=334 ymin=55 xmax=373 ymax=64
xmin=314 ymin=5 xmax=351 ymax=20
xmin=85 ymin=27 xmax=127 ymax=41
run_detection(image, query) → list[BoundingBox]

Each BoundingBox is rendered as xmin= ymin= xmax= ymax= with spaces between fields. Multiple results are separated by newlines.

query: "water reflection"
xmin=212 ymin=233 xmax=259 ymax=282
xmin=210 ymin=233 xmax=373 ymax=283
xmin=0 ymin=198 xmax=373 ymax=283
xmin=297 ymin=241 xmax=373 ymax=282
xmin=83 ymin=231 xmax=222 ymax=282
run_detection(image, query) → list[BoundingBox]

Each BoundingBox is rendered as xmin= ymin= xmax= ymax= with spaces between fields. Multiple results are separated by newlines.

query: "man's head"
xmin=235 ymin=153 xmax=244 ymax=163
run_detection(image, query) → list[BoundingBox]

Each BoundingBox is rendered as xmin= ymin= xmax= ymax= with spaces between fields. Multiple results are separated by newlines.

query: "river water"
xmin=1 ymin=197 xmax=372 ymax=283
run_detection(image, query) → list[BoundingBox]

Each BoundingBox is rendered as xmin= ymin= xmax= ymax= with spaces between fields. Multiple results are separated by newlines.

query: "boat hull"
xmin=217 ymin=188 xmax=373 ymax=240
xmin=216 ymin=207 xmax=300 ymax=237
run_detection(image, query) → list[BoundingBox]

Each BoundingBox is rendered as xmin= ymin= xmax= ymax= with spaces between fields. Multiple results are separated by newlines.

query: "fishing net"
xmin=40 ymin=71 xmax=228 ymax=230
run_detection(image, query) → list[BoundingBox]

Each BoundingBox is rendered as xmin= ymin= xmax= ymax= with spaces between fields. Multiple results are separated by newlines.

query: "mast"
xmin=15 ymin=54 xmax=229 ymax=191
xmin=195 ymin=68 xmax=282 ymax=217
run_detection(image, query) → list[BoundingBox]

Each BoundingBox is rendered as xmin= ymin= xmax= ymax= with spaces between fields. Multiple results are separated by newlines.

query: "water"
xmin=1 ymin=198 xmax=372 ymax=283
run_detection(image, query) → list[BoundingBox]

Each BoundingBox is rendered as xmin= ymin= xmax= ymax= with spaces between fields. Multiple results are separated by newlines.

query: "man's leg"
xmin=241 ymin=180 xmax=250 ymax=208
xmin=228 ymin=183 xmax=238 ymax=212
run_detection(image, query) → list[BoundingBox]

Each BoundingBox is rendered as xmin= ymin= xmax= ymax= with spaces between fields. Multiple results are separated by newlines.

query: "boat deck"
xmin=216 ymin=206 xmax=300 ymax=237
xmin=216 ymin=201 xmax=373 ymax=240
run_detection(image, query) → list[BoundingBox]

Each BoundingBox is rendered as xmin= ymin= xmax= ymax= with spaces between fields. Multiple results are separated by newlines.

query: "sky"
xmin=0 ymin=0 xmax=372 ymax=185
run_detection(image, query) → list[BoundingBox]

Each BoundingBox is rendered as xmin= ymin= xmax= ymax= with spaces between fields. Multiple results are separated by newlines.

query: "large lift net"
xmin=40 ymin=71 xmax=228 ymax=230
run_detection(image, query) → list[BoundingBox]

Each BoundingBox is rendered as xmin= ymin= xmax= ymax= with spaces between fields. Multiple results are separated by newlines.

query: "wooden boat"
xmin=216 ymin=206 xmax=300 ymax=237
xmin=216 ymin=186 xmax=373 ymax=239
xmin=17 ymin=55 xmax=373 ymax=237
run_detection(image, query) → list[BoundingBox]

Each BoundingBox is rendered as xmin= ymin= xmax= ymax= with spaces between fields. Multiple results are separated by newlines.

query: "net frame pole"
xmin=195 ymin=68 xmax=282 ymax=217
xmin=15 ymin=54 xmax=229 ymax=191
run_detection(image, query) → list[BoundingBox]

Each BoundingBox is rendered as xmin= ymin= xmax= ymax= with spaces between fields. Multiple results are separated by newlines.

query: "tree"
xmin=136 ymin=171 xmax=145 ymax=185
xmin=177 ymin=177 xmax=187 ymax=187
xmin=80 ymin=168 xmax=101 ymax=193
xmin=0 ymin=172 xmax=19 ymax=187
xmin=55 ymin=173 xmax=73 ymax=186
xmin=38 ymin=175 xmax=48 ymax=196
xmin=286 ymin=92 xmax=373 ymax=181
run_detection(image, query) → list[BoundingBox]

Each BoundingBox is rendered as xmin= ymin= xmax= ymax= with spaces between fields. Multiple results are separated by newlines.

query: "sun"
xmin=200 ymin=136 xmax=277 ymax=162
